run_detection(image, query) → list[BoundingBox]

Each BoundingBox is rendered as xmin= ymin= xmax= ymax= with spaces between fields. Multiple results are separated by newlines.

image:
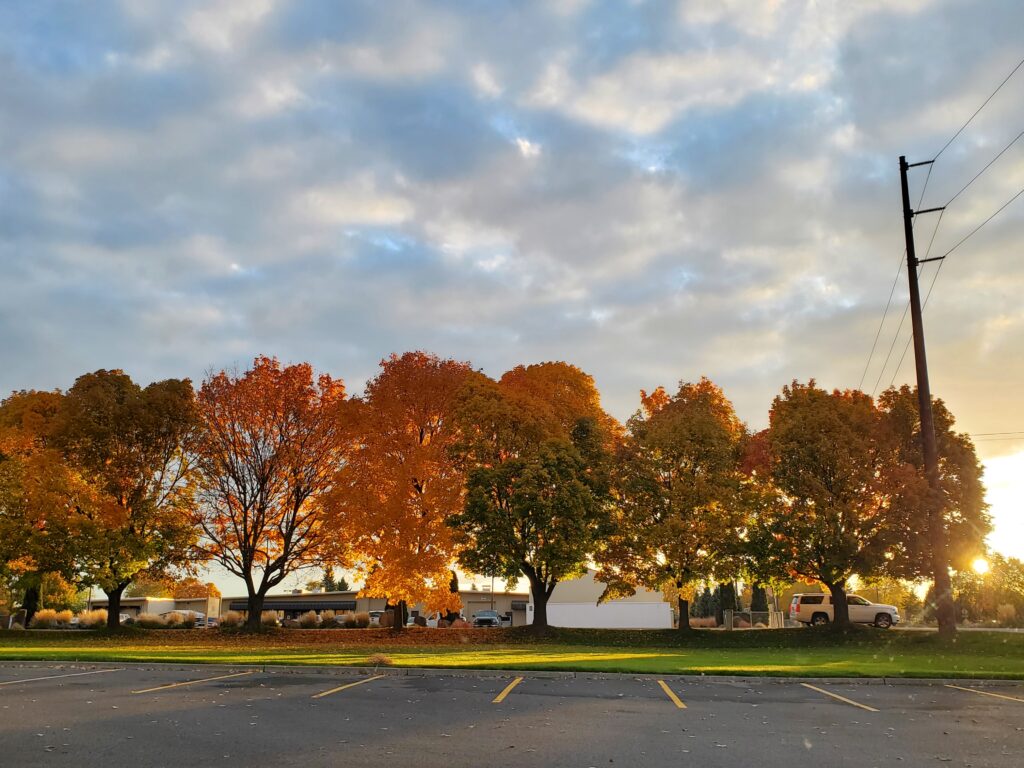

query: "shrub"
xmin=137 ymin=613 xmax=166 ymax=629
xmin=341 ymin=612 xmax=358 ymax=629
xmin=165 ymin=612 xmax=195 ymax=629
xmin=321 ymin=610 xmax=336 ymax=625
xmin=298 ymin=610 xmax=320 ymax=628
xmin=260 ymin=610 xmax=279 ymax=627
xmin=997 ymin=603 xmax=1017 ymax=625
xmin=77 ymin=609 xmax=107 ymax=629
xmin=686 ymin=617 xmax=718 ymax=628
xmin=352 ymin=611 xmax=370 ymax=629
xmin=366 ymin=653 xmax=393 ymax=667
xmin=30 ymin=609 xmax=61 ymax=629
xmin=220 ymin=611 xmax=244 ymax=628
xmin=449 ymin=618 xmax=469 ymax=628
xmin=55 ymin=610 xmax=74 ymax=625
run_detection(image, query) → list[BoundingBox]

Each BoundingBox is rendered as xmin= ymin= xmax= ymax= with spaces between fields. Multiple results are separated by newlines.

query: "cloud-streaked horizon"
xmin=3 ymin=1 xmax=1023 ymax=569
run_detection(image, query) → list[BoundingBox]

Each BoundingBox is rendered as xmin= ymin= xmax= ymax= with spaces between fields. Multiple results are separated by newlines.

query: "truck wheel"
xmin=874 ymin=614 xmax=892 ymax=629
xmin=811 ymin=613 xmax=830 ymax=626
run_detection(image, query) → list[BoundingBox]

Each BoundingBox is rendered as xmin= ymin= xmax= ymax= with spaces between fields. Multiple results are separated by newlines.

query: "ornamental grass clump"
xmin=220 ymin=611 xmax=244 ymax=628
xmin=76 ymin=609 xmax=107 ymax=629
xmin=260 ymin=611 xmax=279 ymax=628
xmin=298 ymin=610 xmax=320 ymax=628
xmin=165 ymin=612 xmax=195 ymax=629
xmin=136 ymin=613 xmax=166 ymax=629
xmin=30 ymin=609 xmax=74 ymax=628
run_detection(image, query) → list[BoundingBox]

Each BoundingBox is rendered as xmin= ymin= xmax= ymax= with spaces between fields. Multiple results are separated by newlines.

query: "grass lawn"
xmin=0 ymin=627 xmax=1021 ymax=679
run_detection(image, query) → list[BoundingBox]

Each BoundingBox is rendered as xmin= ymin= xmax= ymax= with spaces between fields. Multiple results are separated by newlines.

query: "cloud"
xmin=1 ymin=0 xmax=1022 ymax=456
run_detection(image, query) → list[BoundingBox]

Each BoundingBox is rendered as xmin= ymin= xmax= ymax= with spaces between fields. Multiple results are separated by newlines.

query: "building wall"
xmin=527 ymin=569 xmax=673 ymax=629
xmin=534 ymin=601 xmax=673 ymax=629
xmin=548 ymin=569 xmax=665 ymax=604
xmin=456 ymin=590 xmax=529 ymax=626
xmin=88 ymin=597 xmax=176 ymax=617
xmin=221 ymin=592 xmax=389 ymax=618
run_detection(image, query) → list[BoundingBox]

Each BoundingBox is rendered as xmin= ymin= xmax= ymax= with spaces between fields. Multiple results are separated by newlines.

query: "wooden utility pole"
xmin=899 ymin=155 xmax=956 ymax=637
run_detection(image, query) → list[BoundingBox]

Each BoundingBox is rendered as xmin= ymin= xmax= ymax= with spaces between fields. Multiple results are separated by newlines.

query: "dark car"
xmin=472 ymin=609 xmax=504 ymax=628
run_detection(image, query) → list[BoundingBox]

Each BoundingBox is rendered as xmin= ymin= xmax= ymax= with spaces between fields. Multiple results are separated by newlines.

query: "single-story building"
xmin=91 ymin=587 xmax=531 ymax=626
xmin=88 ymin=595 xmax=219 ymax=620
xmin=221 ymin=588 xmax=530 ymax=626
xmin=527 ymin=569 xmax=673 ymax=629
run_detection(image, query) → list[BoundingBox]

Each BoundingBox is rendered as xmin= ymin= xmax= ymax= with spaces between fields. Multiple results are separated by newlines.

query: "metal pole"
xmin=899 ymin=155 xmax=956 ymax=637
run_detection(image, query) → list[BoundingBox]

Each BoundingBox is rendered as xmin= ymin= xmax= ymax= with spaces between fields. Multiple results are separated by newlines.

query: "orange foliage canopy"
xmin=325 ymin=352 xmax=473 ymax=614
xmin=193 ymin=356 xmax=345 ymax=622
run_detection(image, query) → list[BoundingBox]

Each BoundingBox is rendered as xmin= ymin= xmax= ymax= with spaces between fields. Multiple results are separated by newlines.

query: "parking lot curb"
xmin=0 ymin=660 xmax=1019 ymax=687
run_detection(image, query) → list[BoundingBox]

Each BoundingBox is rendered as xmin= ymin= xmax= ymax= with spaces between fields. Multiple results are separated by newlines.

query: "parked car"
xmin=789 ymin=593 xmax=900 ymax=628
xmin=368 ymin=611 xmax=384 ymax=627
xmin=406 ymin=611 xmax=442 ymax=628
xmin=471 ymin=609 xmax=509 ymax=628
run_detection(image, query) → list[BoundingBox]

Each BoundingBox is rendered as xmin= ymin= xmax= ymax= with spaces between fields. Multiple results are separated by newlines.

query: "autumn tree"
xmin=450 ymin=362 xmax=616 ymax=630
xmin=192 ymin=356 xmax=346 ymax=629
xmin=50 ymin=370 xmax=200 ymax=629
xmin=0 ymin=390 xmax=85 ymax=623
xmin=746 ymin=381 xmax=903 ymax=629
xmin=173 ymin=576 xmax=221 ymax=599
xmin=326 ymin=352 xmax=473 ymax=629
xmin=597 ymin=378 xmax=746 ymax=630
xmin=877 ymin=385 xmax=990 ymax=623
xmin=125 ymin=574 xmax=175 ymax=597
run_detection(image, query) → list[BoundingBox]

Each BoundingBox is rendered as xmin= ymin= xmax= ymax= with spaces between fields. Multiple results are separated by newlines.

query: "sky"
xmin=1 ymin=1 xmax=1022 ymax=594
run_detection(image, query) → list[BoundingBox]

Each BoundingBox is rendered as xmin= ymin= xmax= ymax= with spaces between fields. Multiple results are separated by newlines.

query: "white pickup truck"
xmin=789 ymin=593 xmax=900 ymax=628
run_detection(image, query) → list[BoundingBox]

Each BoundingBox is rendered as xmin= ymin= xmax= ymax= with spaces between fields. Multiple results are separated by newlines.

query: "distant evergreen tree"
xmin=691 ymin=586 xmax=715 ymax=617
xmin=321 ymin=566 xmax=337 ymax=592
xmin=751 ymin=583 xmax=769 ymax=612
xmin=715 ymin=582 xmax=737 ymax=624
xmin=336 ymin=575 xmax=350 ymax=591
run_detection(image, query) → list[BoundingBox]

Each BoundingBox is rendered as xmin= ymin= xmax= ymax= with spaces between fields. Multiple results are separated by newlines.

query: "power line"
xmin=936 ymin=184 xmax=1024 ymax=260
xmin=972 ymin=431 xmax=1024 ymax=436
xmin=859 ymin=254 xmax=903 ymax=391
xmin=877 ymin=207 xmax=946 ymax=392
xmin=932 ymin=55 xmax=1024 ymax=162
xmin=862 ymin=171 xmax=932 ymax=393
xmin=888 ymin=261 xmax=942 ymax=389
xmin=944 ymin=129 xmax=1024 ymax=208
xmin=863 ymin=55 xmax=1024 ymax=393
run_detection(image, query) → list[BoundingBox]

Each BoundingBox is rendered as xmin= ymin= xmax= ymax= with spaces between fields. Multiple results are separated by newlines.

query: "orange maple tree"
xmin=192 ymin=357 xmax=346 ymax=628
xmin=325 ymin=352 xmax=473 ymax=626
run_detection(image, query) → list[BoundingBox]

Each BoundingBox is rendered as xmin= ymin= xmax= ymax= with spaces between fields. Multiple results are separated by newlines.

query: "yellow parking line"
xmin=132 ymin=671 xmax=253 ymax=694
xmin=657 ymin=679 xmax=687 ymax=709
xmin=946 ymin=684 xmax=1024 ymax=704
xmin=801 ymin=683 xmax=879 ymax=712
xmin=0 ymin=669 xmax=120 ymax=687
xmin=311 ymin=674 xmax=386 ymax=699
xmin=492 ymin=676 xmax=524 ymax=703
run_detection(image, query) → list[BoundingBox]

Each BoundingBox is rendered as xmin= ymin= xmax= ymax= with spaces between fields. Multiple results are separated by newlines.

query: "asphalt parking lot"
xmin=0 ymin=663 xmax=1021 ymax=768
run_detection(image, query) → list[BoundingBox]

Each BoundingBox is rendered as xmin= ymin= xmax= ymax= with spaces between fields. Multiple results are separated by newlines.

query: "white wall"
xmin=527 ymin=600 xmax=672 ymax=629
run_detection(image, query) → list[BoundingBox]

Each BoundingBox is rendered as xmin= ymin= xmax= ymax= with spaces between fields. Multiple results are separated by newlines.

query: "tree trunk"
xmin=928 ymin=489 xmax=958 ymax=637
xmin=392 ymin=600 xmax=407 ymax=632
xmin=245 ymin=590 xmax=266 ymax=630
xmin=825 ymin=581 xmax=850 ymax=629
xmin=22 ymin=582 xmax=41 ymax=627
xmin=526 ymin=573 xmax=551 ymax=632
xmin=105 ymin=584 xmax=127 ymax=630
xmin=677 ymin=596 xmax=690 ymax=631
